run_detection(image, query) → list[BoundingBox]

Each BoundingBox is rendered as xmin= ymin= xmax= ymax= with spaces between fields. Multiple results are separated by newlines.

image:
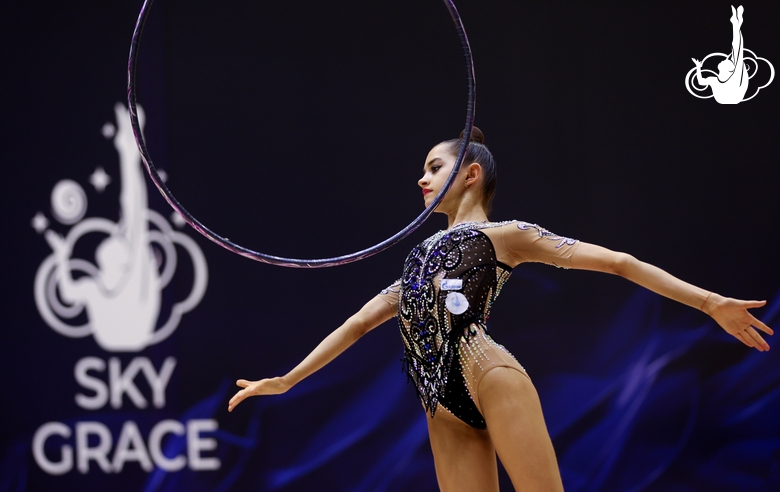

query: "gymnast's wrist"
xmin=278 ymin=374 xmax=295 ymax=389
xmin=700 ymin=292 xmax=721 ymax=316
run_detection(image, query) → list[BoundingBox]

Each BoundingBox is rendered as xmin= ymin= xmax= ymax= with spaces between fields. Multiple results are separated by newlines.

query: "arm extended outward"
xmin=692 ymin=58 xmax=713 ymax=87
xmin=570 ymin=242 xmax=773 ymax=351
xmin=228 ymin=295 xmax=397 ymax=412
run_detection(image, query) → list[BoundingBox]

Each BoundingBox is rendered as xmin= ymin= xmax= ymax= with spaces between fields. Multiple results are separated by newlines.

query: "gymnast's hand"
xmin=228 ymin=376 xmax=291 ymax=412
xmin=705 ymin=295 xmax=773 ymax=351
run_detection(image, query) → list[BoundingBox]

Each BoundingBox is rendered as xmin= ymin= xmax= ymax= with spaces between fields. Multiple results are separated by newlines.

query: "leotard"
xmin=379 ymin=220 xmax=579 ymax=428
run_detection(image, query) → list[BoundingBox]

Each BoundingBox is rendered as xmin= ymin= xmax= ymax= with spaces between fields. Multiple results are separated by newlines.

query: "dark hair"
xmin=443 ymin=126 xmax=497 ymax=215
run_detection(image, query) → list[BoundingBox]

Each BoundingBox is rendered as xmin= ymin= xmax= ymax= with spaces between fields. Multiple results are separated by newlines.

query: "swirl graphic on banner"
xmin=50 ymin=180 xmax=88 ymax=225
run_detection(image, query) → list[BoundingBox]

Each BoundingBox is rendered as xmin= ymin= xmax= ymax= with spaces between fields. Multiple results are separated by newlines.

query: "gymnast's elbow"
xmin=347 ymin=312 xmax=378 ymax=340
xmin=610 ymin=252 xmax=638 ymax=277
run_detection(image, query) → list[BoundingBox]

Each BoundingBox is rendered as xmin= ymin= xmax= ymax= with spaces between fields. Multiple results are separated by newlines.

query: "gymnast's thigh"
xmin=477 ymin=368 xmax=564 ymax=492
xmin=425 ymin=404 xmax=500 ymax=492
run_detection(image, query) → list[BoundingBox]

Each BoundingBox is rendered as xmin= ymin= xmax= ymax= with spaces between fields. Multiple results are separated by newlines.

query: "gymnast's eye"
xmin=432 ymin=165 xmax=442 ymax=172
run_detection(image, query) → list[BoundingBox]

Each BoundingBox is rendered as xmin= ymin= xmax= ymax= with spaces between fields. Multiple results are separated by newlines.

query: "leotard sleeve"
xmin=498 ymin=221 xmax=580 ymax=268
xmin=377 ymin=278 xmax=401 ymax=315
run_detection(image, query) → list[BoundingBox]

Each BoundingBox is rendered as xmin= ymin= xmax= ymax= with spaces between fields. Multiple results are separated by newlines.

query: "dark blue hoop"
xmin=127 ymin=1 xmax=475 ymax=267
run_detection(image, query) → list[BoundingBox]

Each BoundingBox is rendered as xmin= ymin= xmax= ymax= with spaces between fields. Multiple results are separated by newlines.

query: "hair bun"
xmin=458 ymin=126 xmax=485 ymax=144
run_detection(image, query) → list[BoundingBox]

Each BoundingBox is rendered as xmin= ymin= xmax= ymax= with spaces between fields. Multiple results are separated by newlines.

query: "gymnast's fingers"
xmin=745 ymin=327 xmax=769 ymax=351
xmin=734 ymin=332 xmax=752 ymax=348
xmin=743 ymin=299 xmax=767 ymax=309
xmin=228 ymin=389 xmax=249 ymax=412
xmin=236 ymin=379 xmax=251 ymax=388
xmin=750 ymin=315 xmax=774 ymax=336
xmin=737 ymin=329 xmax=759 ymax=350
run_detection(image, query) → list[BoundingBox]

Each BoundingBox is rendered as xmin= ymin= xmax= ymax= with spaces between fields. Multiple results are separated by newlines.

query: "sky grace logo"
xmin=29 ymin=104 xmax=219 ymax=477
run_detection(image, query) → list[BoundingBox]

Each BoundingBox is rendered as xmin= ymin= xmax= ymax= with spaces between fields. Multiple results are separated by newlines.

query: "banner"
xmin=2 ymin=1 xmax=779 ymax=490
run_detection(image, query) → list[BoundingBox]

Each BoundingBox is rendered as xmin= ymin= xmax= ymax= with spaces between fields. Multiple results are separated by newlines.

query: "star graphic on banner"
xmin=89 ymin=166 xmax=111 ymax=192
xmin=170 ymin=211 xmax=187 ymax=228
xmin=31 ymin=212 xmax=49 ymax=233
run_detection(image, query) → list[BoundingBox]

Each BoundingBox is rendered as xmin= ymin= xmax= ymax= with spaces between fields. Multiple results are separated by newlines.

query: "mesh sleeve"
xmin=501 ymin=221 xmax=580 ymax=268
xmin=377 ymin=278 xmax=401 ymax=314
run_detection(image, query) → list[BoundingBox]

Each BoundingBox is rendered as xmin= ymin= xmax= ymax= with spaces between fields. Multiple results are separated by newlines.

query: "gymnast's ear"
xmin=464 ymin=162 xmax=483 ymax=187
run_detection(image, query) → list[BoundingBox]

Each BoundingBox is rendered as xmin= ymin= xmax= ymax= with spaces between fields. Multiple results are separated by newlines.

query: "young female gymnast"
xmin=228 ymin=127 xmax=773 ymax=491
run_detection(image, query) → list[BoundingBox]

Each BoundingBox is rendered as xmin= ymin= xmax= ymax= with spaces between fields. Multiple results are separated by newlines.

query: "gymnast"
xmin=692 ymin=5 xmax=748 ymax=104
xmin=228 ymin=127 xmax=772 ymax=491
xmin=44 ymin=104 xmax=161 ymax=351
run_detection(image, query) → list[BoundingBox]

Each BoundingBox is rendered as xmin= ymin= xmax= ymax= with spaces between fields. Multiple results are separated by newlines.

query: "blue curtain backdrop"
xmin=2 ymin=1 xmax=779 ymax=490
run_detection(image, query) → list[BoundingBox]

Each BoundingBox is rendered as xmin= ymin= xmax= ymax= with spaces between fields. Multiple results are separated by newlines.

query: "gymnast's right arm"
xmin=691 ymin=58 xmax=711 ymax=87
xmin=228 ymin=293 xmax=397 ymax=412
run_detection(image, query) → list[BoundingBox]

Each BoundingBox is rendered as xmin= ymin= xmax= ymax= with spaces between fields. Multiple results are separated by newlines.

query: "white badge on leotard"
xmin=440 ymin=278 xmax=463 ymax=291
xmin=445 ymin=291 xmax=469 ymax=315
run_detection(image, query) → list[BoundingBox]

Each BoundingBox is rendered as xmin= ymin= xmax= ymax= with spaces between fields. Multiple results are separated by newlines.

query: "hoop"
xmin=128 ymin=0 xmax=475 ymax=267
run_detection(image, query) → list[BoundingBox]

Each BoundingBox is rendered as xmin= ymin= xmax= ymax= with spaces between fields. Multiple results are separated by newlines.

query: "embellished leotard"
xmin=379 ymin=220 xmax=579 ymax=429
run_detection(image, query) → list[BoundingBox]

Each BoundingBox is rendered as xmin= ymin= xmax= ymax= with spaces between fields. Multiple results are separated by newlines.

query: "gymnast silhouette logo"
xmin=685 ymin=5 xmax=774 ymax=104
xmin=33 ymin=103 xmax=208 ymax=352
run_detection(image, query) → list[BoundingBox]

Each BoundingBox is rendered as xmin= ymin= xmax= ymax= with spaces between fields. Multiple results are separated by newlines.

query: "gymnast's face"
xmin=418 ymin=143 xmax=467 ymax=213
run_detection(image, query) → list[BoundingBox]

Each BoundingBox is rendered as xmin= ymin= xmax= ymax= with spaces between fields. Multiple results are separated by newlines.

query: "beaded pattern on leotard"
xmin=456 ymin=324 xmax=523 ymax=410
xmin=397 ymin=221 xmax=516 ymax=427
xmin=517 ymin=221 xmax=578 ymax=249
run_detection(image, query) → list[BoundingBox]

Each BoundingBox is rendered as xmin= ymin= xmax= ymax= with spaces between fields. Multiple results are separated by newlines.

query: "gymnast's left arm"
xmin=570 ymin=242 xmax=774 ymax=351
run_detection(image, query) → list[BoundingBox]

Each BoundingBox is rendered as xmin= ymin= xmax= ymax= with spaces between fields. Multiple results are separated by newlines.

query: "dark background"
xmin=2 ymin=0 xmax=779 ymax=490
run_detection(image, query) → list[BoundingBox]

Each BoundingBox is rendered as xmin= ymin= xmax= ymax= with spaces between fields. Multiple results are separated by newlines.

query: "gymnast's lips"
xmin=422 ymin=188 xmax=433 ymax=196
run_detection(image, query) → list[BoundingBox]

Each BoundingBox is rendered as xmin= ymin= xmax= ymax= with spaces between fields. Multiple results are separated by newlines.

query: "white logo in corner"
xmin=685 ymin=5 xmax=774 ymax=104
xmin=33 ymin=103 xmax=208 ymax=352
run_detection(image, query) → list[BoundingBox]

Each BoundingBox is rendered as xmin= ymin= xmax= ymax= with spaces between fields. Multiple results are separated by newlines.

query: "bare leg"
xmin=729 ymin=6 xmax=744 ymax=65
xmin=731 ymin=6 xmax=747 ymax=85
xmin=426 ymin=405 xmax=500 ymax=492
xmin=478 ymin=368 xmax=564 ymax=492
